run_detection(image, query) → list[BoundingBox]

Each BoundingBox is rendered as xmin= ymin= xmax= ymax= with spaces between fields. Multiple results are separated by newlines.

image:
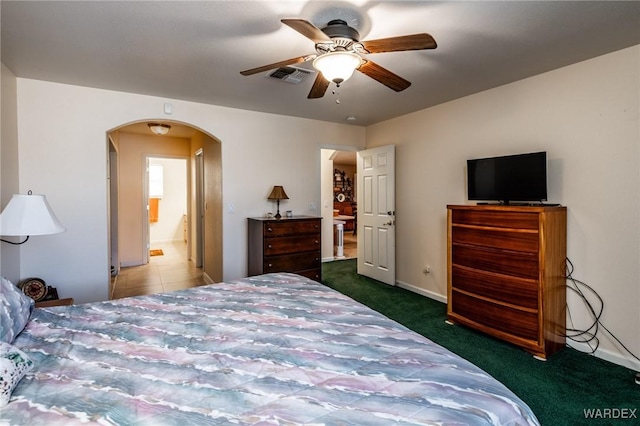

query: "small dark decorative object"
xmin=18 ymin=277 xmax=59 ymax=302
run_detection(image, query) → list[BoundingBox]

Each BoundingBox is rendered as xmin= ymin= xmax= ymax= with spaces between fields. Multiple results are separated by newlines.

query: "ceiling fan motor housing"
xmin=322 ymin=19 xmax=360 ymax=42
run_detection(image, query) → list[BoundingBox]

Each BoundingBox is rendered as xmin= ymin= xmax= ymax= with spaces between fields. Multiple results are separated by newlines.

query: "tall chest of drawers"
xmin=248 ymin=216 xmax=322 ymax=282
xmin=447 ymin=205 xmax=567 ymax=359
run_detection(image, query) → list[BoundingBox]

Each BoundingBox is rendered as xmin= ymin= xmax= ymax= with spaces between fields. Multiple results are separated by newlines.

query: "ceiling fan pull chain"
xmin=332 ymin=88 xmax=341 ymax=104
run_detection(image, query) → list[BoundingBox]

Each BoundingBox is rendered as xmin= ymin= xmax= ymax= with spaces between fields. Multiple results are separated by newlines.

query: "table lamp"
xmin=0 ymin=191 xmax=65 ymax=245
xmin=267 ymin=186 xmax=289 ymax=219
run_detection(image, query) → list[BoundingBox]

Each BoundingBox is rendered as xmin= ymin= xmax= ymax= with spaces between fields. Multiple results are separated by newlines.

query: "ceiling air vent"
xmin=267 ymin=66 xmax=313 ymax=84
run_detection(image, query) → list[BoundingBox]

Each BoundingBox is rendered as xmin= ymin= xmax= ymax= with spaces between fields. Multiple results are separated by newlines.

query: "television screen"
xmin=467 ymin=151 xmax=547 ymax=203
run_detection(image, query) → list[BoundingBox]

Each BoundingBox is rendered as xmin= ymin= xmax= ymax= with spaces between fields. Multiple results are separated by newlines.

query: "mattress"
xmin=3 ymin=273 xmax=539 ymax=425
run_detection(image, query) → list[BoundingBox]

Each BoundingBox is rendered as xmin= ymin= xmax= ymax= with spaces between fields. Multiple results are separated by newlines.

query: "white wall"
xmin=0 ymin=64 xmax=20 ymax=282
xmin=15 ymin=79 xmax=365 ymax=303
xmin=366 ymin=45 xmax=640 ymax=369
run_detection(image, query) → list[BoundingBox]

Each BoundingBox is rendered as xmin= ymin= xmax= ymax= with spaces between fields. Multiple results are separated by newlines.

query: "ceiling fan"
xmin=240 ymin=19 xmax=437 ymax=99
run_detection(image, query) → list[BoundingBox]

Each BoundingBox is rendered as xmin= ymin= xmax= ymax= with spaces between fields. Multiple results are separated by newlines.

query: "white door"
xmin=357 ymin=145 xmax=396 ymax=285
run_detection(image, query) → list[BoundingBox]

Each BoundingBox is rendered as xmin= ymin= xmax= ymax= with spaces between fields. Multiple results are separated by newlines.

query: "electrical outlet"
xmin=422 ymin=265 xmax=431 ymax=274
xmin=309 ymin=202 xmax=317 ymax=212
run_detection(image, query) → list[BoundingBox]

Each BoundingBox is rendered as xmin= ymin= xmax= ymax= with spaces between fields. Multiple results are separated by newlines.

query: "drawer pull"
xmin=268 ymin=263 xmax=273 ymax=268
xmin=267 ymin=244 xmax=272 ymax=249
xmin=267 ymin=227 xmax=273 ymax=232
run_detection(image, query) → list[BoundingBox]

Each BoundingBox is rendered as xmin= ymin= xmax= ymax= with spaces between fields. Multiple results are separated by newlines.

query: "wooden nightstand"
xmin=35 ymin=298 xmax=74 ymax=308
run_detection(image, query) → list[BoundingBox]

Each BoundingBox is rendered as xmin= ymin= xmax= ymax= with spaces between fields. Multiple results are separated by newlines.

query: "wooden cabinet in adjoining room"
xmin=447 ymin=204 xmax=567 ymax=359
xmin=248 ymin=216 xmax=322 ymax=282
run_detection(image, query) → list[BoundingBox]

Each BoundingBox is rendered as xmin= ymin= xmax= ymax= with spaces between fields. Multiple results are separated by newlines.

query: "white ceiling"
xmin=2 ymin=1 xmax=639 ymax=127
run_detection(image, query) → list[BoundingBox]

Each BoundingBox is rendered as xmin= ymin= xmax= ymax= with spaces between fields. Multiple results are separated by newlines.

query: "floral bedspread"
xmin=3 ymin=273 xmax=539 ymax=425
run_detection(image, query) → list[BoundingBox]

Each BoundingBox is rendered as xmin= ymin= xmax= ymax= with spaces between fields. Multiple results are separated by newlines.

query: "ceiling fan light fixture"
xmin=313 ymin=51 xmax=362 ymax=85
xmin=148 ymin=123 xmax=171 ymax=135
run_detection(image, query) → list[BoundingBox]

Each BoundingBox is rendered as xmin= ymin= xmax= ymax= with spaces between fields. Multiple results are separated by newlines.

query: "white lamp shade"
xmin=313 ymin=51 xmax=362 ymax=84
xmin=0 ymin=194 xmax=65 ymax=236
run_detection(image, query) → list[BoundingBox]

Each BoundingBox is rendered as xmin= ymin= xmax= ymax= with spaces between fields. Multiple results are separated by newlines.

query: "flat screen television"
xmin=467 ymin=151 xmax=547 ymax=204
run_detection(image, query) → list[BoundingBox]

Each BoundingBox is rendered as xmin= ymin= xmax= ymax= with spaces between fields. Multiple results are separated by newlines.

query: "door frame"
xmin=320 ymin=147 xmax=360 ymax=262
xmin=142 ymin=154 xmax=190 ymax=263
xmin=195 ymin=148 xmax=204 ymax=268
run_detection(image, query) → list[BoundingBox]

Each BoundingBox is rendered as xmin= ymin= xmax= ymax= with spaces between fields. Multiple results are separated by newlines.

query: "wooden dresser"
xmin=447 ymin=205 xmax=567 ymax=359
xmin=248 ymin=216 xmax=322 ymax=282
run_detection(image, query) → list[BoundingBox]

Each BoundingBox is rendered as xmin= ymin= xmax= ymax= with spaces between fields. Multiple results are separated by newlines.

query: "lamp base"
xmin=275 ymin=200 xmax=282 ymax=219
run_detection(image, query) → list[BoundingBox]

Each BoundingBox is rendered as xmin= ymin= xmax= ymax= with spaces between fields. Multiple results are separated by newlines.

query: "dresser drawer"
xmin=263 ymin=251 xmax=321 ymax=273
xmin=264 ymin=235 xmax=320 ymax=256
xmin=452 ymin=244 xmax=538 ymax=279
xmin=451 ymin=265 xmax=538 ymax=309
xmin=451 ymin=291 xmax=539 ymax=341
xmin=296 ymin=268 xmax=322 ymax=282
xmin=452 ymin=226 xmax=539 ymax=253
xmin=264 ymin=220 xmax=321 ymax=237
xmin=451 ymin=209 xmax=539 ymax=230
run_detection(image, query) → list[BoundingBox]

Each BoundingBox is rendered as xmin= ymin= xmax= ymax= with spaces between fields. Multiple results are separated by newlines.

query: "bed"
xmin=1 ymin=273 xmax=539 ymax=425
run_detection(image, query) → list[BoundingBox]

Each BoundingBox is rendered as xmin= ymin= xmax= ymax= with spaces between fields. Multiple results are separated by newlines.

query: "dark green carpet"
xmin=322 ymin=259 xmax=638 ymax=426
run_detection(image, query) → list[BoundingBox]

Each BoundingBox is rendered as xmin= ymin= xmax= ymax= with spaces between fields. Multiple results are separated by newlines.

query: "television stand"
xmin=447 ymin=204 xmax=567 ymax=359
xmin=475 ymin=202 xmax=561 ymax=207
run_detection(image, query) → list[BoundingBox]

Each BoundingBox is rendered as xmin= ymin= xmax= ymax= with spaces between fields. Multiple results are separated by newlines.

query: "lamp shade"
xmin=313 ymin=51 xmax=362 ymax=84
xmin=0 ymin=193 xmax=65 ymax=236
xmin=267 ymin=186 xmax=289 ymax=200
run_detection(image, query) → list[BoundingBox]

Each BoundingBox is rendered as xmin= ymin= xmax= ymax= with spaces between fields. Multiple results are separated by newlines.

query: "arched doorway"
xmin=106 ymin=120 xmax=222 ymax=299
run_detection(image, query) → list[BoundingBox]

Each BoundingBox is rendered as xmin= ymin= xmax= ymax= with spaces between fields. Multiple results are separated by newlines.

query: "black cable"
xmin=564 ymin=258 xmax=602 ymax=352
xmin=0 ymin=236 xmax=29 ymax=245
xmin=564 ymin=258 xmax=640 ymax=365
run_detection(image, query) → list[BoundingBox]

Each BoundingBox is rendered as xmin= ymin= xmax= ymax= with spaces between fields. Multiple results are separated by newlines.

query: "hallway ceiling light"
xmin=148 ymin=123 xmax=171 ymax=135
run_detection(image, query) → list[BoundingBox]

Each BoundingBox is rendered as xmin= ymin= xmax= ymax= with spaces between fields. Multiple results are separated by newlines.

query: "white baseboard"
xmin=149 ymin=239 xmax=186 ymax=244
xmin=120 ymin=260 xmax=144 ymax=268
xmin=395 ymin=279 xmax=447 ymax=304
xmin=567 ymin=341 xmax=640 ymax=371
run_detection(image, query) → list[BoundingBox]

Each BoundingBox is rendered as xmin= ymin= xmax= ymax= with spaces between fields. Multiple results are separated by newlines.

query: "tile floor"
xmin=111 ymin=241 xmax=206 ymax=299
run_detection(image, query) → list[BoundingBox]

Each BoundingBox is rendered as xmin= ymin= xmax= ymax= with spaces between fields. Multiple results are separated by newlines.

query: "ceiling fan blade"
xmin=281 ymin=19 xmax=332 ymax=43
xmin=361 ymin=33 xmax=437 ymax=53
xmin=358 ymin=60 xmax=411 ymax=92
xmin=240 ymin=55 xmax=314 ymax=76
xmin=308 ymin=73 xmax=330 ymax=99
